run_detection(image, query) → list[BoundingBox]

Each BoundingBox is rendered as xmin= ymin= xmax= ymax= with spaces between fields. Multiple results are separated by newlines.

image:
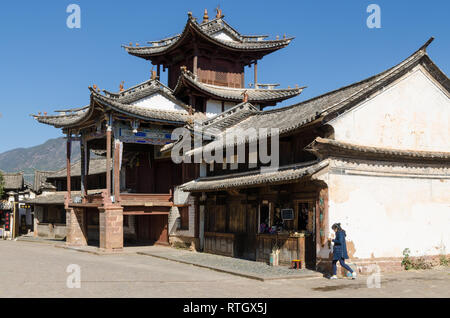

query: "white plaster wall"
xmin=213 ymin=31 xmax=237 ymax=42
xmin=206 ymin=100 xmax=222 ymax=118
xmin=131 ymin=93 xmax=187 ymax=113
xmin=224 ymin=102 xmax=236 ymax=111
xmin=330 ymin=66 xmax=450 ymax=152
xmin=168 ymin=187 xmax=196 ymax=238
xmin=323 ymin=170 xmax=450 ymax=259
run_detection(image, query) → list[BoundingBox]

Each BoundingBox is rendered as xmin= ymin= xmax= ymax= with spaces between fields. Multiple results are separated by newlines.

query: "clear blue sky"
xmin=0 ymin=0 xmax=449 ymax=153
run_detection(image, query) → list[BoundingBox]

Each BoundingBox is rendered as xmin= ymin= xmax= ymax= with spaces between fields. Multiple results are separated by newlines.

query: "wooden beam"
xmin=106 ymin=114 xmax=112 ymax=198
xmin=113 ymin=139 xmax=121 ymax=203
xmin=122 ymin=211 xmax=169 ymax=216
xmin=80 ymin=134 xmax=86 ymax=199
xmin=66 ymin=132 xmax=72 ymax=201
xmin=254 ymin=61 xmax=258 ymax=86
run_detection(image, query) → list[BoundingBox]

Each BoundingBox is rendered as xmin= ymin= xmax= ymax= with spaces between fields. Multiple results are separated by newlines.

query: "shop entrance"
xmin=296 ymin=200 xmax=316 ymax=269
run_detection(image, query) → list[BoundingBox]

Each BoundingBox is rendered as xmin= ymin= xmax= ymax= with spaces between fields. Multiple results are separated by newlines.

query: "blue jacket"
xmin=332 ymin=230 xmax=349 ymax=260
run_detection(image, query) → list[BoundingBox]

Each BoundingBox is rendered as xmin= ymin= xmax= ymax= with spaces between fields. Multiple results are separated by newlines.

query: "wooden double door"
xmin=136 ymin=214 xmax=168 ymax=245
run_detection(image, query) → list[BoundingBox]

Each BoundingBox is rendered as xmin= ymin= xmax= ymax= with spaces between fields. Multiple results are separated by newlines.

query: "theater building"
xmin=32 ymin=10 xmax=302 ymax=250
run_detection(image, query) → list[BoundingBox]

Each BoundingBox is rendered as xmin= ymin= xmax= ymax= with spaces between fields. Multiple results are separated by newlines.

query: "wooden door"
xmin=136 ymin=215 xmax=168 ymax=244
xmin=151 ymin=215 xmax=168 ymax=244
xmin=296 ymin=200 xmax=317 ymax=269
xmin=136 ymin=215 xmax=150 ymax=242
xmin=243 ymin=205 xmax=257 ymax=261
xmin=154 ymin=160 xmax=172 ymax=193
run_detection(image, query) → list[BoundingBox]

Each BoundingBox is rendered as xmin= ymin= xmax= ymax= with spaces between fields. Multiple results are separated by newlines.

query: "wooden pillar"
xmin=193 ymin=56 xmax=198 ymax=76
xmin=106 ymin=115 xmax=112 ymax=197
xmin=157 ymin=64 xmax=161 ymax=79
xmin=254 ymin=61 xmax=258 ymax=86
xmin=113 ymin=139 xmax=121 ymax=203
xmin=80 ymin=134 xmax=86 ymax=199
xmin=66 ymin=132 xmax=72 ymax=198
xmin=193 ymin=45 xmax=198 ymax=77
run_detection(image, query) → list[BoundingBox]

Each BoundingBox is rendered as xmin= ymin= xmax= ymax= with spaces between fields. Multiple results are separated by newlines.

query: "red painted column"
xmin=66 ymin=132 xmax=72 ymax=201
xmin=106 ymin=129 xmax=112 ymax=198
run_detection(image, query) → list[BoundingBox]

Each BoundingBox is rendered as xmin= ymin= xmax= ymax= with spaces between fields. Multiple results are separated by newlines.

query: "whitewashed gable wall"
xmin=131 ymin=93 xmax=187 ymax=113
xmin=329 ymin=65 xmax=450 ymax=152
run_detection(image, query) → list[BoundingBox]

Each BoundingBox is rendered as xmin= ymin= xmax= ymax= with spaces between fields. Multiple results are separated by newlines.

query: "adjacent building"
xmin=0 ymin=172 xmax=34 ymax=239
xmin=179 ymin=37 xmax=450 ymax=272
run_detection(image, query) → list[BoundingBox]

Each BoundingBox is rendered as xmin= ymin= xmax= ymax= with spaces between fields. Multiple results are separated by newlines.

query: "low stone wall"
xmin=169 ymin=236 xmax=199 ymax=250
xmin=316 ymin=254 xmax=450 ymax=276
xmin=36 ymin=223 xmax=66 ymax=239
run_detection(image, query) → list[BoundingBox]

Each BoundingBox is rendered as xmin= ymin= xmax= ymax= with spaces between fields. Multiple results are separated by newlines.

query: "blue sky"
xmin=0 ymin=0 xmax=449 ymax=153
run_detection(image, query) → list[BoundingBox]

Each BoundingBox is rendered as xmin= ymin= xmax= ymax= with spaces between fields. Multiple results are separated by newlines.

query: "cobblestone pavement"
xmin=138 ymin=246 xmax=321 ymax=280
xmin=0 ymin=240 xmax=449 ymax=298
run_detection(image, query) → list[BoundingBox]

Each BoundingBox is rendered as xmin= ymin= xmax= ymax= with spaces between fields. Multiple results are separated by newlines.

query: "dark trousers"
xmin=332 ymin=258 xmax=353 ymax=275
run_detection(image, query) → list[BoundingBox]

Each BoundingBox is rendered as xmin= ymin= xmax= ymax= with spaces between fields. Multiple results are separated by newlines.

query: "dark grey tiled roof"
xmin=90 ymin=88 xmax=194 ymax=124
xmin=180 ymin=160 xmax=328 ymax=192
xmin=33 ymin=170 xmax=57 ymax=192
xmin=33 ymin=106 xmax=92 ymax=128
xmin=307 ymin=137 xmax=450 ymax=164
xmin=32 ymin=80 xmax=205 ymax=128
xmin=26 ymin=190 xmax=103 ymax=205
xmin=200 ymin=102 xmax=260 ymax=132
xmin=47 ymin=158 xmax=109 ymax=179
xmin=1 ymin=172 xmax=24 ymax=190
xmin=187 ymin=38 xmax=448 ymax=157
xmin=123 ymin=16 xmax=293 ymax=58
xmin=173 ymin=70 xmax=304 ymax=103
xmin=103 ymin=79 xmax=190 ymax=110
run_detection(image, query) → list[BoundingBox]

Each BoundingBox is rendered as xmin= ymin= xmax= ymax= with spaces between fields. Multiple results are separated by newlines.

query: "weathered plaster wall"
xmin=330 ymin=66 xmax=450 ymax=152
xmin=206 ymin=100 xmax=237 ymax=118
xmin=169 ymin=187 xmax=196 ymax=240
xmin=213 ymin=30 xmax=237 ymax=42
xmin=206 ymin=100 xmax=222 ymax=118
xmin=317 ymin=160 xmax=450 ymax=259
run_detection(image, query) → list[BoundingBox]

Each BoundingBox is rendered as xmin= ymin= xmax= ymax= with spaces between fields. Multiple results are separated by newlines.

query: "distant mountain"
xmin=0 ymin=137 xmax=81 ymax=183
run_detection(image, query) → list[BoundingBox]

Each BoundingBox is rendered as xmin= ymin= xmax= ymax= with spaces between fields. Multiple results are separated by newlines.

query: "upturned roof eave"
xmin=123 ymin=16 xmax=293 ymax=59
xmin=173 ymin=71 xmax=304 ymax=103
xmin=90 ymin=89 xmax=190 ymax=125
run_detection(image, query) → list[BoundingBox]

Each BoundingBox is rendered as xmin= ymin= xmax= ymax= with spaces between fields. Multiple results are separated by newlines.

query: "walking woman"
xmin=329 ymin=223 xmax=357 ymax=279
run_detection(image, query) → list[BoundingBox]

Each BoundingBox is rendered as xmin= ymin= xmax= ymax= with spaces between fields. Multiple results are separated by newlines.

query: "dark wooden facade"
xmin=201 ymin=180 xmax=328 ymax=268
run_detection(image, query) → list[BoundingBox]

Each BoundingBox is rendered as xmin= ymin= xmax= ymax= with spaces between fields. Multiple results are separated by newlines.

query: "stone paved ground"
xmin=0 ymin=240 xmax=449 ymax=298
xmin=138 ymin=246 xmax=321 ymax=280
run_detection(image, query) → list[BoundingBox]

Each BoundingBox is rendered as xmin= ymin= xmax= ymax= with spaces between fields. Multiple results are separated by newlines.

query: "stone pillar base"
xmin=66 ymin=208 xmax=87 ymax=247
xmin=99 ymin=205 xmax=123 ymax=250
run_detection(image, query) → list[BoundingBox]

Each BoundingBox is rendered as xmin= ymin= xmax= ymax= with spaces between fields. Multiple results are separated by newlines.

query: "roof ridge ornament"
xmin=203 ymin=9 xmax=209 ymax=23
xmin=242 ymin=90 xmax=249 ymax=103
xmin=419 ymin=36 xmax=434 ymax=52
xmin=215 ymin=6 xmax=223 ymax=19
xmin=151 ymin=67 xmax=157 ymax=80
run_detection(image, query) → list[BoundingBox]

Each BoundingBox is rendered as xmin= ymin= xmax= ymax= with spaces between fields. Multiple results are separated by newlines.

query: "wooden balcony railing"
xmin=120 ymin=193 xmax=173 ymax=207
xmin=70 ymin=190 xmax=174 ymax=209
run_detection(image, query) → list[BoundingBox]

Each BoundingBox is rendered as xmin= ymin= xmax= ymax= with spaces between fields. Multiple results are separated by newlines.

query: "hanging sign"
xmin=4 ymin=210 xmax=11 ymax=231
xmin=118 ymin=126 xmax=173 ymax=145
